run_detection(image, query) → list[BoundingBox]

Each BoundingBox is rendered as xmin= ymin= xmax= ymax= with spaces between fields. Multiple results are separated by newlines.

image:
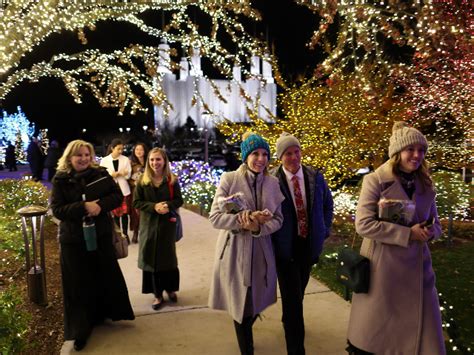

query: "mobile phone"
xmin=424 ymin=217 xmax=434 ymax=228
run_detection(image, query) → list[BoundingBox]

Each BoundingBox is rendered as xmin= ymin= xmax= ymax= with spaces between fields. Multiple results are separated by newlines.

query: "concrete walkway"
xmin=60 ymin=209 xmax=351 ymax=354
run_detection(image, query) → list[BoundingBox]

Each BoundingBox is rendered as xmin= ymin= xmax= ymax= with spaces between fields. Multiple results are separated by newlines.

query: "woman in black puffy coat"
xmin=51 ymin=139 xmax=134 ymax=351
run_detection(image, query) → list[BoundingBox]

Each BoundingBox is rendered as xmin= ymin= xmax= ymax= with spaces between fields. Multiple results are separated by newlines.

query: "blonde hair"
xmin=57 ymin=140 xmax=99 ymax=173
xmin=390 ymin=153 xmax=432 ymax=188
xmin=139 ymin=147 xmax=177 ymax=186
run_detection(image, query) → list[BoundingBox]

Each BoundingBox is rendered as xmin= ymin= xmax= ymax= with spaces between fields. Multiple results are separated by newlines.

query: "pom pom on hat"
xmin=240 ymin=132 xmax=270 ymax=163
xmin=276 ymin=132 xmax=301 ymax=159
xmin=388 ymin=121 xmax=428 ymax=158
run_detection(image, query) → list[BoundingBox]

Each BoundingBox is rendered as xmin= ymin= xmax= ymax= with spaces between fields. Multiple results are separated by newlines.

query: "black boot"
xmin=233 ymin=317 xmax=254 ymax=355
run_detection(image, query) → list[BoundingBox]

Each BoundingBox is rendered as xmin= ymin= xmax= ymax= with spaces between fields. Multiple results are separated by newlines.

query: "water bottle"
xmin=83 ymin=216 xmax=97 ymax=251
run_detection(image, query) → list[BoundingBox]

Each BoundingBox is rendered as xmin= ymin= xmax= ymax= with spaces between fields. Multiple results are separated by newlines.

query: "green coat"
xmin=133 ymin=178 xmax=183 ymax=272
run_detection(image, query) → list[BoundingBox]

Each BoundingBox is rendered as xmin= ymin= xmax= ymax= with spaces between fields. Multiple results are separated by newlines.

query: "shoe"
xmin=132 ymin=232 xmax=138 ymax=244
xmin=152 ymin=298 xmax=164 ymax=310
xmin=167 ymin=292 xmax=178 ymax=303
xmin=125 ymin=235 xmax=131 ymax=245
xmin=73 ymin=339 xmax=87 ymax=351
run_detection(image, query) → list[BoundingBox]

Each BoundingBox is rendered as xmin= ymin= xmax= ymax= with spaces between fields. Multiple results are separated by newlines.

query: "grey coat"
xmin=347 ymin=161 xmax=445 ymax=355
xmin=208 ymin=165 xmax=285 ymax=323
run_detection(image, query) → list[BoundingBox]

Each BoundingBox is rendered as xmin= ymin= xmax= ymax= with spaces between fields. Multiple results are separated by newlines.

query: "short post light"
xmin=17 ymin=205 xmax=49 ymax=305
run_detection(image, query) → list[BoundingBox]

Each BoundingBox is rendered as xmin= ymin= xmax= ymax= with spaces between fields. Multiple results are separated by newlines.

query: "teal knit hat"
xmin=240 ymin=133 xmax=270 ymax=162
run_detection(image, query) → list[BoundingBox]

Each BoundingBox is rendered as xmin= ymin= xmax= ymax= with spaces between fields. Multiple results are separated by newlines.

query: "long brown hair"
xmin=130 ymin=142 xmax=148 ymax=166
xmin=390 ymin=153 xmax=432 ymax=188
xmin=139 ymin=147 xmax=177 ymax=186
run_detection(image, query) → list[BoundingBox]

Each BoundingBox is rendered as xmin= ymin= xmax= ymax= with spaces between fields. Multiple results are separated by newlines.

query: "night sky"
xmin=1 ymin=1 xmax=320 ymax=146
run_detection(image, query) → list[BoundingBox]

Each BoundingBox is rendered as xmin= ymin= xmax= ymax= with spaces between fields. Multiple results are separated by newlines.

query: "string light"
xmin=218 ymin=74 xmax=408 ymax=188
xmin=296 ymin=1 xmax=472 ymax=149
xmin=0 ymin=1 xmax=273 ymax=117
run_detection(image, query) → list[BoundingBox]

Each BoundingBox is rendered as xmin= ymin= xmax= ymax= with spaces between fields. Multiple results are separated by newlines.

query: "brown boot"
xmin=132 ymin=231 xmax=138 ymax=244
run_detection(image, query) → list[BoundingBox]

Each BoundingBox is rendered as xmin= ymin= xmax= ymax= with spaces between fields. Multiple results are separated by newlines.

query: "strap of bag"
xmin=168 ymin=176 xmax=174 ymax=200
xmin=350 ymin=232 xmax=357 ymax=249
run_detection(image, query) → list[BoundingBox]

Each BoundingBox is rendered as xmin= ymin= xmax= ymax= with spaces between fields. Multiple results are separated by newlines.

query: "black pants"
xmin=276 ymin=258 xmax=313 ymax=355
xmin=234 ymin=315 xmax=258 ymax=355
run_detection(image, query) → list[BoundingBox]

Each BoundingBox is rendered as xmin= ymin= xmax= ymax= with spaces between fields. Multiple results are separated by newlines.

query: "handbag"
xmin=112 ymin=220 xmax=129 ymax=259
xmin=168 ymin=179 xmax=183 ymax=242
xmin=336 ymin=234 xmax=370 ymax=301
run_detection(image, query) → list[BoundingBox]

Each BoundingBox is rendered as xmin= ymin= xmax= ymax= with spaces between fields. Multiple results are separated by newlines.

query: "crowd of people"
xmin=46 ymin=121 xmax=445 ymax=354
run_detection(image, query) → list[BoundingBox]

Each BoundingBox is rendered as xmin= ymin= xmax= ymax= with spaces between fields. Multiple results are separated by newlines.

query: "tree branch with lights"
xmin=0 ymin=0 xmax=274 ymax=117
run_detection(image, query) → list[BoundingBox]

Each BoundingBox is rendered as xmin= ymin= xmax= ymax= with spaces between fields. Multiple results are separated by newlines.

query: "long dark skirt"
xmin=60 ymin=242 xmax=135 ymax=340
xmin=142 ymin=269 xmax=180 ymax=297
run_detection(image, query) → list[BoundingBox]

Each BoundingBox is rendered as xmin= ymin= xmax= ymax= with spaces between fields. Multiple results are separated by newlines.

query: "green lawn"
xmin=312 ymin=236 xmax=474 ymax=354
xmin=432 ymin=240 xmax=474 ymax=354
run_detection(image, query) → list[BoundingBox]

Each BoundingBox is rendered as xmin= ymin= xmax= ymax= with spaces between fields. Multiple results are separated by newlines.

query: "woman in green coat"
xmin=133 ymin=147 xmax=183 ymax=310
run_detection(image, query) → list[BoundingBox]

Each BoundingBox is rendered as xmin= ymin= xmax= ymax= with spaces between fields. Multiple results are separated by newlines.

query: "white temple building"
xmin=153 ymin=41 xmax=277 ymax=130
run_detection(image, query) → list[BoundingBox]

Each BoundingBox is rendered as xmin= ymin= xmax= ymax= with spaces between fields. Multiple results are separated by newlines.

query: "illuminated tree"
xmin=0 ymin=107 xmax=34 ymax=160
xmin=218 ymin=75 xmax=409 ymax=187
xmin=0 ymin=1 xmax=274 ymax=116
xmin=392 ymin=1 xmax=473 ymax=168
xmin=15 ymin=129 xmax=25 ymax=161
xmin=38 ymin=128 xmax=49 ymax=155
xmin=292 ymin=0 xmax=472 ymax=169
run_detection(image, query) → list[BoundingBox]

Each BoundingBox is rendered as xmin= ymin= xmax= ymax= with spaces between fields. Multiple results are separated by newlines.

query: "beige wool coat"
xmin=347 ymin=161 xmax=446 ymax=355
xmin=208 ymin=165 xmax=285 ymax=323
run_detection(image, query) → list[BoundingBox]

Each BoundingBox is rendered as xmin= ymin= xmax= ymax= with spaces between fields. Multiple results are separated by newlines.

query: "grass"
xmin=312 ymin=230 xmax=474 ymax=355
xmin=431 ymin=240 xmax=474 ymax=354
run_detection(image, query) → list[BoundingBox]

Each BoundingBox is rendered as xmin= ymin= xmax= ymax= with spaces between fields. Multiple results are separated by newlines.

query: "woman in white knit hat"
xmin=346 ymin=122 xmax=445 ymax=355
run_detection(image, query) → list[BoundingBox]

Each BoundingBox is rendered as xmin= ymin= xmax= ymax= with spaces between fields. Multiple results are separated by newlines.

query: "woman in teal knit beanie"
xmin=240 ymin=132 xmax=271 ymax=165
xmin=208 ymin=131 xmax=284 ymax=354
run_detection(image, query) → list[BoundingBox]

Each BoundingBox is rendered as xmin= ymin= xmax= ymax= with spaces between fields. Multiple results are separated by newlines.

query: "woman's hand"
xmin=111 ymin=171 xmax=119 ymax=178
xmin=251 ymin=209 xmax=273 ymax=224
xmin=154 ymin=202 xmax=169 ymax=214
xmin=238 ymin=210 xmax=260 ymax=232
xmin=85 ymin=200 xmax=101 ymax=217
xmin=410 ymin=223 xmax=433 ymax=242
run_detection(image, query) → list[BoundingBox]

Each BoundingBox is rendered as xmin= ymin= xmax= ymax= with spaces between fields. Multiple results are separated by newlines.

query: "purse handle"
xmin=350 ymin=232 xmax=357 ymax=249
xmin=168 ymin=176 xmax=174 ymax=200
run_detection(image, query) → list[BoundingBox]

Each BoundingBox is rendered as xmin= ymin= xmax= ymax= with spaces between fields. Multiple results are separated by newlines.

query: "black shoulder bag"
xmin=336 ymin=234 xmax=370 ymax=301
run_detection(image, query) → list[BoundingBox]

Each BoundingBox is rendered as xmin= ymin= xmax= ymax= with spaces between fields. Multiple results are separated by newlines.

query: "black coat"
xmin=51 ymin=167 xmax=134 ymax=340
xmin=133 ymin=177 xmax=183 ymax=272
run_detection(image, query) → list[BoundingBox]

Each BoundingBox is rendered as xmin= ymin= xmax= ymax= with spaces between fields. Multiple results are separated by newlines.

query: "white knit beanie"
xmin=388 ymin=121 xmax=428 ymax=158
xmin=276 ymin=132 xmax=301 ymax=159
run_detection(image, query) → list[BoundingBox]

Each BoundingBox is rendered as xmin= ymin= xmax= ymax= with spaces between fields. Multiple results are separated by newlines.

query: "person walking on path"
xmin=50 ymin=139 xmax=134 ymax=352
xmin=101 ymin=138 xmax=132 ymax=241
xmin=44 ymin=140 xmax=62 ymax=181
xmin=128 ymin=142 xmax=148 ymax=243
xmin=27 ymin=137 xmax=44 ymax=181
xmin=133 ymin=147 xmax=183 ymax=310
xmin=271 ymin=132 xmax=334 ymax=355
xmin=208 ymin=132 xmax=285 ymax=355
xmin=5 ymin=143 xmax=17 ymax=172
xmin=346 ymin=122 xmax=445 ymax=355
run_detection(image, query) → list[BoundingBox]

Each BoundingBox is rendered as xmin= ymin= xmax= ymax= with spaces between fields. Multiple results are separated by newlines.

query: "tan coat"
xmin=208 ymin=165 xmax=284 ymax=323
xmin=347 ymin=162 xmax=445 ymax=355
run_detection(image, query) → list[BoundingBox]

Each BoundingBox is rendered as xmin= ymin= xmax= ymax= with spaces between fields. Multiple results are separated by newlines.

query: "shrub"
xmin=0 ymin=286 xmax=30 ymax=354
xmin=0 ymin=179 xmax=49 ymax=214
xmin=182 ymin=181 xmax=217 ymax=213
xmin=0 ymin=179 xmax=49 ymax=256
xmin=432 ymin=170 xmax=470 ymax=220
xmin=332 ymin=184 xmax=360 ymax=219
xmin=171 ymin=160 xmax=223 ymax=213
